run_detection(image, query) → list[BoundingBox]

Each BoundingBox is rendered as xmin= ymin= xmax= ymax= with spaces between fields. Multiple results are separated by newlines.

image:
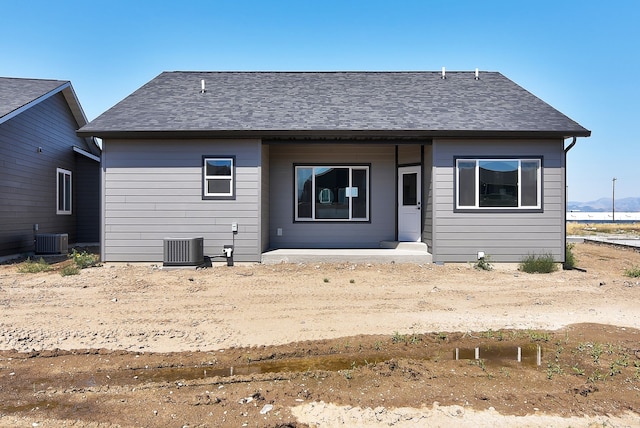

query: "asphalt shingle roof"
xmin=78 ymin=71 xmax=590 ymax=138
xmin=0 ymin=77 xmax=69 ymax=120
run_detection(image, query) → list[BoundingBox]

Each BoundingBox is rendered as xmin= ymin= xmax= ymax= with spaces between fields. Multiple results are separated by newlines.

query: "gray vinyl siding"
xmin=75 ymin=153 xmax=100 ymax=242
xmin=260 ymin=144 xmax=270 ymax=252
xmin=423 ymin=145 xmax=434 ymax=251
xmin=0 ymin=92 xmax=88 ymax=256
xmin=268 ymin=143 xmax=396 ymax=248
xmin=102 ymin=139 xmax=262 ymax=262
xmin=432 ymin=139 xmax=565 ymax=263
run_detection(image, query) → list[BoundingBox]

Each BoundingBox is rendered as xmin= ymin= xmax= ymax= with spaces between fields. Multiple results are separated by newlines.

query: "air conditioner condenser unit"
xmin=35 ymin=233 xmax=69 ymax=254
xmin=163 ymin=237 xmax=204 ymax=266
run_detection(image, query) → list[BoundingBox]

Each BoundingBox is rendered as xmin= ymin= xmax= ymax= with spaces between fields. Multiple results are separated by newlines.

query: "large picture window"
xmin=456 ymin=158 xmax=541 ymax=209
xmin=295 ymin=165 xmax=369 ymax=221
xmin=56 ymin=168 xmax=72 ymax=215
xmin=203 ymin=156 xmax=235 ymax=199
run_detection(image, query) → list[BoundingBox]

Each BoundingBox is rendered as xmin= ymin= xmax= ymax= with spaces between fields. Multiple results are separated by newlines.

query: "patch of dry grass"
xmin=567 ymin=222 xmax=640 ymax=236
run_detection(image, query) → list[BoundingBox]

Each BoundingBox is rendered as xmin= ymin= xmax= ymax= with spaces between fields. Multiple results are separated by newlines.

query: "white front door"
xmin=398 ymin=166 xmax=422 ymax=241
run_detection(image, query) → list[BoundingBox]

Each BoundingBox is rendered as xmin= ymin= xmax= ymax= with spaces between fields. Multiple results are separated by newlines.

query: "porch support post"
xmin=395 ymin=145 xmax=399 ymax=240
xmin=420 ymin=144 xmax=425 ymax=237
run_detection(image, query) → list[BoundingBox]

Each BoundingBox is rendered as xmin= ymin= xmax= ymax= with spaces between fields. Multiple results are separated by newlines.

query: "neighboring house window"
xmin=203 ymin=156 xmax=235 ymax=199
xmin=456 ymin=158 xmax=541 ymax=209
xmin=56 ymin=168 xmax=72 ymax=215
xmin=295 ymin=165 xmax=369 ymax=221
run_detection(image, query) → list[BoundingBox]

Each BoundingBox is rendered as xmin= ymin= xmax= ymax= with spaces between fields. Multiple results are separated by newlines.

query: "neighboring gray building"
xmin=78 ymin=71 xmax=590 ymax=263
xmin=0 ymin=77 xmax=101 ymax=257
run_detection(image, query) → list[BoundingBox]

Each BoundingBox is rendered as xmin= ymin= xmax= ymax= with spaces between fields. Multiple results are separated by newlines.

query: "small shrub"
xmin=614 ymin=355 xmax=629 ymax=368
xmin=528 ymin=330 xmax=551 ymax=342
xmin=58 ymin=249 xmax=99 ymax=276
xmin=609 ymin=361 xmax=622 ymax=377
xmin=475 ymin=255 xmax=493 ymax=271
xmin=519 ymin=253 xmax=558 ymax=273
xmin=435 ymin=332 xmax=448 ymax=342
xmin=624 ymin=266 xmax=640 ymax=278
xmin=342 ymin=369 xmax=353 ymax=380
xmin=563 ymin=242 xmax=577 ymax=270
xmin=547 ymin=362 xmax=563 ymax=380
xmin=391 ymin=331 xmax=406 ymax=344
xmin=471 ymin=358 xmax=487 ymax=372
xmin=588 ymin=369 xmax=606 ymax=383
xmin=60 ymin=264 xmax=80 ymax=276
xmin=590 ymin=342 xmax=603 ymax=364
xmin=17 ymin=257 xmax=51 ymax=273
xmin=482 ymin=329 xmax=495 ymax=339
xmin=408 ymin=334 xmax=421 ymax=344
xmin=70 ymin=249 xmax=99 ymax=269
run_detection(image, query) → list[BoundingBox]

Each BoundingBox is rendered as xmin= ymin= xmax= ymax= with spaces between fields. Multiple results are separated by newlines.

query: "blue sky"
xmin=2 ymin=0 xmax=638 ymax=201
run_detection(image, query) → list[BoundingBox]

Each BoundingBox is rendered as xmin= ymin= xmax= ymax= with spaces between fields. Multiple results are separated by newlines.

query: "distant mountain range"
xmin=568 ymin=197 xmax=640 ymax=212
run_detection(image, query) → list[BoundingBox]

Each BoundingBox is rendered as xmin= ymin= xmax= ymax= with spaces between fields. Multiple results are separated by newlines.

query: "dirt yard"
xmin=1 ymin=242 xmax=640 ymax=427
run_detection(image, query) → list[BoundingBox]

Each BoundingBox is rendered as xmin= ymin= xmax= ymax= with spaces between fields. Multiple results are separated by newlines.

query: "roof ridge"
xmin=0 ymin=76 xmax=69 ymax=84
xmin=164 ymin=70 xmax=498 ymax=74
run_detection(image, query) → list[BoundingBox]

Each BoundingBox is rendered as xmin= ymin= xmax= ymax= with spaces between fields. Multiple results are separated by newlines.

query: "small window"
xmin=402 ymin=172 xmax=418 ymax=206
xmin=203 ymin=156 xmax=235 ymax=199
xmin=456 ymin=158 xmax=541 ymax=210
xmin=57 ymin=168 xmax=72 ymax=215
xmin=295 ymin=165 xmax=369 ymax=221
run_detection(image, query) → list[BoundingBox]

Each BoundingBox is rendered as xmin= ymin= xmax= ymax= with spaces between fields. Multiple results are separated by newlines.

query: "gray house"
xmin=78 ymin=71 xmax=590 ymax=264
xmin=0 ymin=77 xmax=101 ymax=257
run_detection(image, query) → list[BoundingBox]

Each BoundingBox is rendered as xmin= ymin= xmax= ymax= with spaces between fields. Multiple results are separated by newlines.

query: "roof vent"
xmin=441 ymin=67 xmax=446 ymax=79
xmin=200 ymin=79 xmax=206 ymax=94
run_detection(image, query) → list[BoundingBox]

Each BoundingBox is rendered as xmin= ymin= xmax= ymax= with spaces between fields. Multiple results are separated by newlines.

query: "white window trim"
xmin=455 ymin=158 xmax=541 ymax=210
xmin=295 ymin=165 xmax=370 ymax=222
xmin=203 ymin=156 xmax=235 ymax=199
xmin=56 ymin=168 xmax=72 ymax=215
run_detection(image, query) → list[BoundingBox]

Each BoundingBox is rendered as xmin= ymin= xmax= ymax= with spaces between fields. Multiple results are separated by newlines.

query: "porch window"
xmin=203 ymin=156 xmax=235 ymax=199
xmin=56 ymin=168 xmax=72 ymax=215
xmin=456 ymin=158 xmax=541 ymax=209
xmin=295 ymin=165 xmax=369 ymax=221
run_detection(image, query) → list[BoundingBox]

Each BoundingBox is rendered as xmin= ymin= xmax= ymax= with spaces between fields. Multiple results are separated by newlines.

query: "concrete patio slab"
xmin=261 ymin=242 xmax=432 ymax=264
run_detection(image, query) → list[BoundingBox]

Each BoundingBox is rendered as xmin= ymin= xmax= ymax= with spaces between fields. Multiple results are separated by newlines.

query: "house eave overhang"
xmin=60 ymin=85 xmax=102 ymax=156
xmin=73 ymin=146 xmax=101 ymax=162
xmin=76 ymin=129 xmax=592 ymax=140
